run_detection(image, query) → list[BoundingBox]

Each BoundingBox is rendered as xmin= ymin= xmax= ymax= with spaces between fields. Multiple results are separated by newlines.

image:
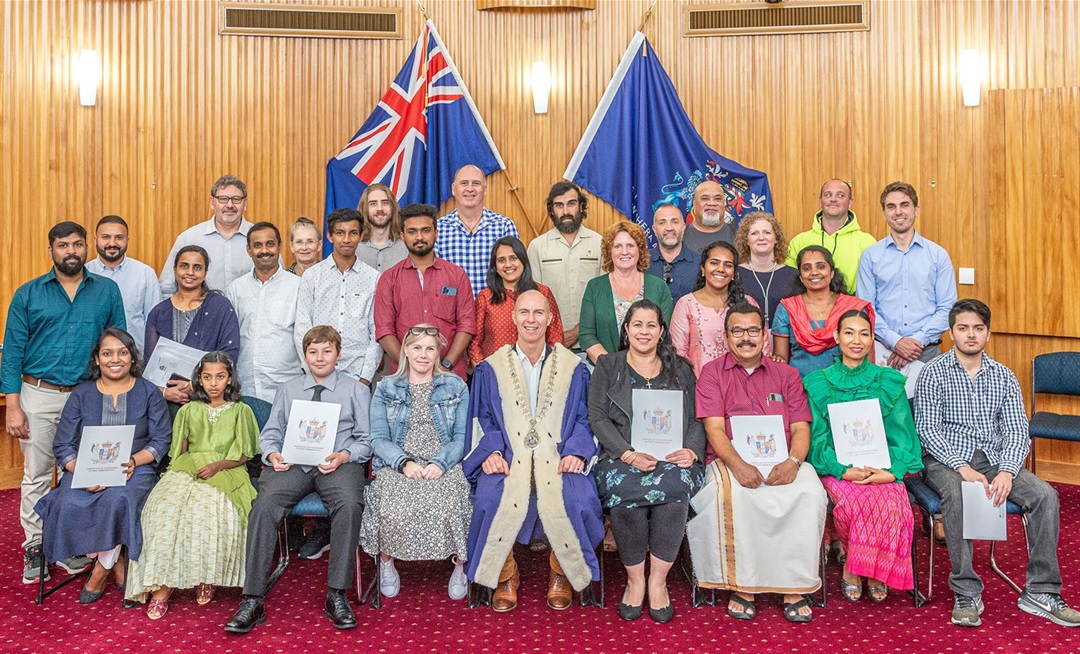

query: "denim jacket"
xmin=369 ymin=373 xmax=469 ymax=472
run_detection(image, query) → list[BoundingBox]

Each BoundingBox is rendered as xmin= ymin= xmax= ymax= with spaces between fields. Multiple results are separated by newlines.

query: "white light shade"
xmin=958 ymin=49 xmax=983 ymax=107
xmin=76 ymin=49 xmax=100 ymax=106
xmin=531 ymin=61 xmax=550 ymax=114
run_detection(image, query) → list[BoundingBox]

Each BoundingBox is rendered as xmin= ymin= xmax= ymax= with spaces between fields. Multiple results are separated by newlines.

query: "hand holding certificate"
xmin=962 ymin=480 xmax=1007 ymax=540
xmin=144 ymin=337 xmax=206 ymax=387
xmin=827 ymin=399 xmax=892 ymax=470
xmin=281 ymin=400 xmax=341 ymax=467
xmin=631 ymin=389 xmax=684 ymax=460
xmin=71 ymin=425 xmax=136 ymax=489
xmin=729 ymin=415 xmax=789 ymax=477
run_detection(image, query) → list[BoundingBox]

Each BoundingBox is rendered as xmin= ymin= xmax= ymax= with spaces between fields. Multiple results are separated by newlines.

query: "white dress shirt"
xmin=294 ymin=255 xmax=383 ymax=382
xmin=86 ymin=256 xmax=163 ymax=355
xmin=159 ymin=218 xmax=254 ymax=295
xmin=227 ymin=266 xmax=303 ymax=403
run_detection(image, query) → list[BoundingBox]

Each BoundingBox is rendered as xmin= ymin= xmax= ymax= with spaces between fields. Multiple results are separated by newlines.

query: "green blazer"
xmin=578 ymin=273 xmax=674 ymax=355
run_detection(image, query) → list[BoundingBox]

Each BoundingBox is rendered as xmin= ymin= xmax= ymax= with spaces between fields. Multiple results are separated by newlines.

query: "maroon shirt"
xmin=374 ymin=256 xmax=476 ymax=379
xmin=695 ymin=352 xmax=811 ymax=462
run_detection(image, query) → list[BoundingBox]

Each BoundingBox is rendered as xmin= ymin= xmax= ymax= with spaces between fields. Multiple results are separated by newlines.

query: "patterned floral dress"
xmin=361 ymin=382 xmax=472 ymax=561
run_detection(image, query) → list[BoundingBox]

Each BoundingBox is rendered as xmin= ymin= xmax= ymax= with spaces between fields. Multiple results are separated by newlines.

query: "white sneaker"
xmin=448 ymin=559 xmax=468 ymax=600
xmin=379 ymin=559 xmax=400 ymax=598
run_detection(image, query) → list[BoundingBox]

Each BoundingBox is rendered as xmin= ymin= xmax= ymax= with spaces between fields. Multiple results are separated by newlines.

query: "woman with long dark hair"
xmin=670 ymin=240 xmax=770 ymax=375
xmin=772 ymin=245 xmax=875 ymax=377
xmin=34 ymin=328 xmax=172 ymax=605
xmin=125 ymin=351 xmax=259 ymax=619
xmin=588 ymin=300 xmax=705 ymax=624
xmin=468 ymin=236 xmax=563 ymax=366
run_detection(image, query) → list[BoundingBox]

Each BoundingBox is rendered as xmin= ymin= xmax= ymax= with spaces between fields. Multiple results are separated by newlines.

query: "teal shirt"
xmin=578 ymin=273 xmax=673 ymax=354
xmin=1 ymin=269 xmax=126 ymax=392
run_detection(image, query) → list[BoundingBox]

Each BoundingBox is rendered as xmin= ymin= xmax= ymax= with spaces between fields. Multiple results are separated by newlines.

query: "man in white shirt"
xmin=294 ymin=208 xmax=382 ymax=387
xmin=527 ymin=181 xmax=602 ymax=348
xmin=85 ymin=215 xmax=162 ymax=355
xmin=159 ymin=175 xmax=254 ymax=294
xmin=226 ymin=222 xmax=302 ymax=403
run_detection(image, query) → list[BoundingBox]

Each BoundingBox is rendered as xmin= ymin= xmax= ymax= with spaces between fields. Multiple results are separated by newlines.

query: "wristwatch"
xmin=440 ymin=358 xmax=453 ymax=370
xmin=788 ymin=455 xmax=802 ymax=469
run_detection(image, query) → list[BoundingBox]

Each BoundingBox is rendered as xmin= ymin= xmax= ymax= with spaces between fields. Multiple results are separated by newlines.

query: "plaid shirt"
xmin=435 ymin=208 xmax=519 ymax=298
xmin=913 ymin=349 xmax=1030 ymax=475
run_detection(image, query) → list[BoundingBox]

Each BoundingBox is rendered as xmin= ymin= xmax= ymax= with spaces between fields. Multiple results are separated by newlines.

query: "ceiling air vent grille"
xmin=219 ymin=2 xmax=402 ymax=39
xmin=685 ymin=1 xmax=869 ymax=37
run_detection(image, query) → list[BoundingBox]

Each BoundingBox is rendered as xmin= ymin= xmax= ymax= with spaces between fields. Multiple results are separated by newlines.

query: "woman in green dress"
xmin=125 ymin=351 xmax=259 ymax=619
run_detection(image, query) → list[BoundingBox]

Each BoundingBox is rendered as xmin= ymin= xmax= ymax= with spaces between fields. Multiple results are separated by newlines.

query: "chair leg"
xmin=810 ymin=543 xmax=827 ymax=608
xmin=34 ymin=534 xmax=91 ymax=606
xmin=989 ymin=514 xmax=1029 ymax=595
xmin=910 ymin=517 xmax=927 ymax=607
xmin=354 ymin=547 xmax=363 ymax=604
xmin=361 ymin=555 xmax=382 ymax=609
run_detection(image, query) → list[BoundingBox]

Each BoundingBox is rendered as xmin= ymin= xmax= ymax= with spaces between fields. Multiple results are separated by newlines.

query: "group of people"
xmin=2 ymin=169 xmax=1077 ymax=633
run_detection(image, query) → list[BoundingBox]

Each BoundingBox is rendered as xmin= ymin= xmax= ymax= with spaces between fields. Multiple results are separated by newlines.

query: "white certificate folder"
xmin=962 ymin=481 xmax=1007 ymax=541
xmin=281 ymin=400 xmax=341 ymax=466
xmin=729 ymin=414 xmax=789 ymax=476
xmin=631 ymin=389 xmax=684 ymax=460
xmin=143 ymin=337 xmax=206 ymax=386
xmin=71 ymin=425 xmax=136 ymax=489
xmin=827 ymin=399 xmax=892 ymax=470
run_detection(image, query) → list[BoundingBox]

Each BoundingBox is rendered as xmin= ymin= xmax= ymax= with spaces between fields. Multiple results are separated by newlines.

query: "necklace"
xmin=628 ymin=355 xmax=662 ymax=389
xmin=504 ymin=347 xmax=560 ymax=449
xmin=804 ymin=293 xmax=836 ymax=320
xmin=747 ymin=263 xmax=778 ymax=324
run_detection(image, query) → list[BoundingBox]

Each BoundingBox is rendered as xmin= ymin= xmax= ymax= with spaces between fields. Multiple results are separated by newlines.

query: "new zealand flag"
xmin=564 ymin=33 xmax=772 ymax=244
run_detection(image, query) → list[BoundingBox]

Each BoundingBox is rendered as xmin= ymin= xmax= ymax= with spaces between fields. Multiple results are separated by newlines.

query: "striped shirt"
xmin=913 ymin=349 xmax=1030 ymax=475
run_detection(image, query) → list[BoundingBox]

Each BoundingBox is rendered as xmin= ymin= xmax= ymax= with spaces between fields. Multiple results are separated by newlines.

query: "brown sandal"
xmin=196 ymin=583 xmax=215 ymax=605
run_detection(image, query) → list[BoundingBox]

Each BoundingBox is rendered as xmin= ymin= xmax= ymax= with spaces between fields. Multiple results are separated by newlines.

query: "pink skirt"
xmin=821 ymin=477 xmax=914 ymax=590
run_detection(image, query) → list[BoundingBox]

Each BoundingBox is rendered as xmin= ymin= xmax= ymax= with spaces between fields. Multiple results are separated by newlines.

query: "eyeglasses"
xmin=213 ymin=195 xmax=246 ymax=205
xmin=728 ymin=326 xmax=763 ymax=337
xmin=662 ymin=261 xmax=674 ymax=285
xmin=407 ymin=326 xmax=441 ymax=337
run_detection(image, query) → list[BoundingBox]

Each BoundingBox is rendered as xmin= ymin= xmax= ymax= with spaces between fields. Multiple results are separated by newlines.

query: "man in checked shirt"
xmin=915 ymin=299 xmax=1080 ymax=628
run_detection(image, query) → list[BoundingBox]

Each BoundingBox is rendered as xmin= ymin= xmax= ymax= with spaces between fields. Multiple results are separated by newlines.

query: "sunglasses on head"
xmin=407 ymin=326 xmax=441 ymax=337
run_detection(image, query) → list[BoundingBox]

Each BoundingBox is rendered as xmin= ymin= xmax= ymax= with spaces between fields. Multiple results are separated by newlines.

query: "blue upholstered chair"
xmin=1029 ymin=352 xmax=1080 ymax=475
xmin=904 ymin=475 xmax=1030 ymax=602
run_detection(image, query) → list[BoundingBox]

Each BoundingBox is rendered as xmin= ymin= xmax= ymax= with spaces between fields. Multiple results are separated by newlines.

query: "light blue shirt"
xmin=856 ymin=231 xmax=957 ymax=350
xmin=159 ymin=218 xmax=254 ymax=295
xmin=86 ymin=257 xmax=162 ymax=355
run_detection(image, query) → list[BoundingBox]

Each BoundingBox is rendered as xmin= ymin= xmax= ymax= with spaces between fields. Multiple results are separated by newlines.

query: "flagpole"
xmin=636 ymin=0 xmax=656 ymax=34
xmin=416 ymin=0 xmax=429 ymax=20
xmin=498 ymin=169 xmax=538 ymax=239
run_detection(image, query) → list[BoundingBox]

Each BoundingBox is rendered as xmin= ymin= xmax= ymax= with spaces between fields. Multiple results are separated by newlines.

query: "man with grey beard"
xmin=527 ymin=181 xmax=603 ymax=349
xmin=682 ymin=180 xmax=736 ymax=256
xmin=647 ymin=204 xmax=700 ymax=303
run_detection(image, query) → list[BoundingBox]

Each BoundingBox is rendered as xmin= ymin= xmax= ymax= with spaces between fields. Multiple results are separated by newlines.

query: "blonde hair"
xmin=734 ymin=211 xmax=788 ymax=265
xmin=600 ymin=221 xmax=650 ymax=273
xmin=392 ymin=324 xmax=449 ymax=379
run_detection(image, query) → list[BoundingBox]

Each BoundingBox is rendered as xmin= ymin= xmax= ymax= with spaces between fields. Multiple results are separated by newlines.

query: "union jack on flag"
xmin=325 ymin=19 xmax=505 ymax=229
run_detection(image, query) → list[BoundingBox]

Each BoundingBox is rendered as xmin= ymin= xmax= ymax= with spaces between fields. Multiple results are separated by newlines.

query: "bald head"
xmin=513 ymin=289 xmax=552 ymax=345
xmin=693 ymin=181 xmax=725 ymax=228
xmin=819 ymin=178 xmax=853 ymax=222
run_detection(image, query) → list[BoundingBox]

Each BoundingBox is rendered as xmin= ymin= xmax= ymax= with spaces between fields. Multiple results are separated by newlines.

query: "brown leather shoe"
xmin=492 ymin=554 xmax=520 ymax=612
xmin=547 ymin=552 xmax=572 ymax=610
xmin=933 ymin=519 xmax=947 ymax=546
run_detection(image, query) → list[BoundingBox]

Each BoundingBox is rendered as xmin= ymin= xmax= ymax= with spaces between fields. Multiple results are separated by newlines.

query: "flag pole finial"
xmin=416 ymin=0 xmax=430 ymax=20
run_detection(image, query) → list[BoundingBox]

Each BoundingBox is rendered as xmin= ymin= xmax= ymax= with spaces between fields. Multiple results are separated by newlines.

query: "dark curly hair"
xmin=791 ymin=245 xmax=848 ymax=295
xmin=617 ymin=299 xmax=687 ymax=388
xmin=693 ymin=240 xmax=748 ymax=308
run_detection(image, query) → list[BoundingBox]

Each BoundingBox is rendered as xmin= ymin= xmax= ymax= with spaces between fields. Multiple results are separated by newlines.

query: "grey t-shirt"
xmin=682 ymin=222 xmax=736 ymax=257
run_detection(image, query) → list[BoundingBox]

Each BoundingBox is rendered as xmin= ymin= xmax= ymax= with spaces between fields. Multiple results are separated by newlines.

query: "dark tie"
xmin=311 ymin=384 xmax=325 ymax=402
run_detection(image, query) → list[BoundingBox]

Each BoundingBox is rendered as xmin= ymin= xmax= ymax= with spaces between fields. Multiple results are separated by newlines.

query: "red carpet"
xmin=3 ymin=484 xmax=1079 ymax=653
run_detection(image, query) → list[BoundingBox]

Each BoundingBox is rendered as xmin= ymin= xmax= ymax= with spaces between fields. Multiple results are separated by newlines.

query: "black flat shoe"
xmin=618 ymin=601 xmax=643 ymax=621
xmin=649 ymin=604 xmax=675 ymax=624
xmin=78 ymin=584 xmax=107 ymax=605
xmin=324 ymin=590 xmax=357 ymax=630
xmin=225 ymin=597 xmax=266 ymax=634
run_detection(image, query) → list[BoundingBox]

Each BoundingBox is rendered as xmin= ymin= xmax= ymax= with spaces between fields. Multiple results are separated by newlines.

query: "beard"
xmin=407 ymin=241 xmax=433 ymax=257
xmin=97 ymin=245 xmax=125 ymax=263
xmin=55 ymin=255 xmax=85 ymax=276
xmin=553 ymin=213 xmax=584 ymax=234
xmin=698 ymin=210 xmax=722 ymax=228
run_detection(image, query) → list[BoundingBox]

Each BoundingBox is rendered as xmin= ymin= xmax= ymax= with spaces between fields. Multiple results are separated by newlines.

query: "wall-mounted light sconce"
xmin=530 ymin=61 xmax=550 ymax=114
xmin=75 ymin=49 xmax=100 ymax=106
xmin=958 ymin=49 xmax=983 ymax=107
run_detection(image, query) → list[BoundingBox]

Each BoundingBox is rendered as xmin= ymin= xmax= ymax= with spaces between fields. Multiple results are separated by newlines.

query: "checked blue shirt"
xmin=913 ymin=349 xmax=1030 ymax=475
xmin=435 ymin=208 xmax=518 ymax=298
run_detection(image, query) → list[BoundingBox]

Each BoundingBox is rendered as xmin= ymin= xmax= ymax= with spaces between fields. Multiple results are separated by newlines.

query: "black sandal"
xmin=727 ymin=594 xmax=757 ymax=620
xmin=782 ymin=596 xmax=813 ymax=623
